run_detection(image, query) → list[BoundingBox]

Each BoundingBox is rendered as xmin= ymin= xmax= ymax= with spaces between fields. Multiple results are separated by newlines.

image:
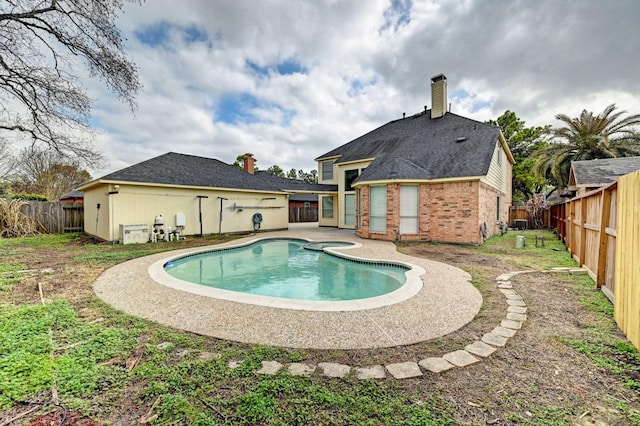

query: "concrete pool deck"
xmin=93 ymin=224 xmax=483 ymax=350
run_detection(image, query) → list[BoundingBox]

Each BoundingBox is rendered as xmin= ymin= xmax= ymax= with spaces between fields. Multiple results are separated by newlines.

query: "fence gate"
xmin=62 ymin=203 xmax=84 ymax=232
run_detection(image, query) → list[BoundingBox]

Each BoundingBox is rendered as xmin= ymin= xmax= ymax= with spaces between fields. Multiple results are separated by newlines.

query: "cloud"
xmin=85 ymin=0 xmax=640 ymax=177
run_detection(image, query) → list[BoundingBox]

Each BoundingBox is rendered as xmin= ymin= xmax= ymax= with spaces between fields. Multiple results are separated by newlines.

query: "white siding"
xmin=484 ymin=140 xmax=510 ymax=193
xmin=337 ymin=159 xmax=371 ymax=228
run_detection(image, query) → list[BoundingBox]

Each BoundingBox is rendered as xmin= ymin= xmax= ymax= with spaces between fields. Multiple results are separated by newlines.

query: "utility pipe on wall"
xmin=197 ymin=195 xmax=208 ymax=237
xmin=217 ymin=197 xmax=228 ymax=235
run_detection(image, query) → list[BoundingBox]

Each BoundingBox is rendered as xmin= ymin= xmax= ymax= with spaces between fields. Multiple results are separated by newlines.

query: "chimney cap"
xmin=431 ymin=73 xmax=447 ymax=83
xmin=244 ymin=152 xmax=254 ymax=157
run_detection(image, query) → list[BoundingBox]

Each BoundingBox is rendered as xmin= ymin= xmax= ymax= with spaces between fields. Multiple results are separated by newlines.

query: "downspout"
xmin=197 ymin=195 xmax=208 ymax=237
xmin=217 ymin=197 xmax=228 ymax=235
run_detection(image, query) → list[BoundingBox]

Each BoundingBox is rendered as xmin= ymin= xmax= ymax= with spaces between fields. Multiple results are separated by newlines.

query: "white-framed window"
xmin=369 ymin=186 xmax=387 ymax=233
xmin=497 ymin=146 xmax=503 ymax=166
xmin=344 ymin=194 xmax=355 ymax=226
xmin=321 ymin=160 xmax=334 ymax=180
xmin=400 ymin=185 xmax=419 ymax=234
xmin=322 ymin=196 xmax=334 ymax=218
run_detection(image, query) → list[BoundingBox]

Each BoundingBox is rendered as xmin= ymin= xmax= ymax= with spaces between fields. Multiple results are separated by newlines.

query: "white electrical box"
xmin=120 ymin=224 xmax=150 ymax=244
xmin=175 ymin=213 xmax=186 ymax=227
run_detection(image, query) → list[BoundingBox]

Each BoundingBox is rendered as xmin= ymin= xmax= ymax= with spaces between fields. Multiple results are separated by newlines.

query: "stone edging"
xmin=158 ymin=267 xmax=586 ymax=380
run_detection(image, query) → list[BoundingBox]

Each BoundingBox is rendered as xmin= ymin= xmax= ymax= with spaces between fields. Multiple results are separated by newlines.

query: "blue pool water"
xmin=164 ymin=239 xmax=407 ymax=301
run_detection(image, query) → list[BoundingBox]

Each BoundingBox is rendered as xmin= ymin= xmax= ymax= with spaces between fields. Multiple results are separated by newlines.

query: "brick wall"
xmin=356 ymin=179 xmax=512 ymax=244
xmin=426 ymin=181 xmax=481 ymax=244
xmin=356 ymin=186 xmax=370 ymax=239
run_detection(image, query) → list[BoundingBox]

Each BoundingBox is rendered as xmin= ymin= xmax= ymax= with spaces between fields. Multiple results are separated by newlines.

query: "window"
xmin=321 ymin=160 xmax=334 ymax=180
xmin=322 ymin=196 xmax=334 ymax=218
xmin=344 ymin=194 xmax=355 ymax=226
xmin=496 ymin=196 xmax=501 ymax=221
xmin=344 ymin=169 xmax=359 ymax=191
xmin=497 ymin=146 xmax=503 ymax=166
xmin=303 ymin=202 xmax=310 ymax=208
xmin=400 ymin=185 xmax=419 ymax=234
xmin=369 ymin=186 xmax=387 ymax=232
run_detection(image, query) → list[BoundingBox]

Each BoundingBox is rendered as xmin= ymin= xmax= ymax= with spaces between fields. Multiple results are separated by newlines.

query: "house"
xmin=58 ymin=190 xmax=84 ymax=203
xmin=314 ymin=74 xmax=514 ymax=244
xmin=78 ymin=153 xmax=294 ymax=242
xmin=253 ymin=171 xmax=334 ymax=222
xmin=568 ymin=156 xmax=640 ymax=197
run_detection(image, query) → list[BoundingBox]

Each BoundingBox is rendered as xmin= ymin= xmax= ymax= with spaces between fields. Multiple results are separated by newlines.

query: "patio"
xmin=93 ymin=224 xmax=482 ymax=350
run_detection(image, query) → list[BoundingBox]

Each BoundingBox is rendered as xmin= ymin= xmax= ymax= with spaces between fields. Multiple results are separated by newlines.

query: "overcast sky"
xmin=88 ymin=0 xmax=640 ymax=176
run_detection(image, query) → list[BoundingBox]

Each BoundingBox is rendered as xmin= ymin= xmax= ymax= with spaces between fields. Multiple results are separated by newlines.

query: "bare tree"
xmin=0 ymin=140 xmax=17 ymax=179
xmin=11 ymin=147 xmax=91 ymax=199
xmin=0 ymin=0 xmax=141 ymax=167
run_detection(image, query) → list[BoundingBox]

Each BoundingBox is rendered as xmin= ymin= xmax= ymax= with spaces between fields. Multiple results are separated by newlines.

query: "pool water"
xmin=164 ymin=239 xmax=407 ymax=301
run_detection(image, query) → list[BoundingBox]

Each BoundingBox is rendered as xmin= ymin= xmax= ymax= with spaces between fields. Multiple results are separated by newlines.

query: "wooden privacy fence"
xmin=289 ymin=206 xmax=318 ymax=223
xmin=613 ymin=170 xmax=640 ymax=349
xmin=550 ymin=169 xmax=640 ymax=349
xmin=508 ymin=206 xmax=550 ymax=229
xmin=550 ymin=182 xmax=617 ymax=300
xmin=12 ymin=200 xmax=84 ymax=234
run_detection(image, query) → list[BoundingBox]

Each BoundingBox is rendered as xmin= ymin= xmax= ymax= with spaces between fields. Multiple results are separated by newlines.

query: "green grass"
xmin=1 ymin=231 xmax=639 ymax=424
xmin=479 ymin=230 xmax=578 ymax=270
xmin=557 ymin=277 xmax=640 ymax=393
xmin=0 ymin=301 xmax=143 ymax=410
xmin=0 ymin=299 xmax=455 ymax=424
xmin=0 ymin=233 xmax=84 ymax=249
xmin=0 ymin=264 xmax=27 ymax=291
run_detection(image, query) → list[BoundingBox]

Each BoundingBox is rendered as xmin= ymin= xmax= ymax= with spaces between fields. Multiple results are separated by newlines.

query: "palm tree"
xmin=534 ymin=104 xmax=640 ymax=189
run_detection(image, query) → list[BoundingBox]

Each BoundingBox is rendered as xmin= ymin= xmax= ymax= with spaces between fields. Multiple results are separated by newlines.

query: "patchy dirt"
xmin=393 ymin=243 xmax=640 ymax=425
xmin=26 ymin=410 xmax=101 ymax=426
xmin=2 ymin=236 xmax=639 ymax=425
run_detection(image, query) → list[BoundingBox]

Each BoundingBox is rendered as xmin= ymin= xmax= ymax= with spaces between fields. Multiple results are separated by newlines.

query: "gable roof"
xmin=79 ymin=152 xmax=282 ymax=192
xmin=316 ymin=110 xmax=507 ymax=182
xmin=569 ymin=156 xmax=640 ymax=189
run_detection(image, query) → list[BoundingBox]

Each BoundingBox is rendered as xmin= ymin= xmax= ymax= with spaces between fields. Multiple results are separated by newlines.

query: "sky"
xmin=87 ymin=0 xmax=640 ymax=176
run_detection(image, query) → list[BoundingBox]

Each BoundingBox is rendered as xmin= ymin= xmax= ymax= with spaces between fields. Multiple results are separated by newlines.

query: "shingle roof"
xmin=254 ymin=171 xmax=337 ymax=193
xmin=570 ymin=156 xmax=640 ymax=187
xmin=316 ymin=110 xmax=502 ymax=181
xmin=289 ymin=193 xmax=318 ymax=202
xmin=92 ymin=152 xmax=282 ymax=192
xmin=59 ymin=190 xmax=84 ymax=199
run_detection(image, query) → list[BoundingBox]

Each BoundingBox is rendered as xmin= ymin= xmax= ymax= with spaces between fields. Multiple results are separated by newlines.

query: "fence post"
xmin=596 ymin=187 xmax=612 ymax=287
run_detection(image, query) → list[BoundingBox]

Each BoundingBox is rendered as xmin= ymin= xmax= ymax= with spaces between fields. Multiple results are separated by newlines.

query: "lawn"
xmin=1 ymin=230 xmax=639 ymax=425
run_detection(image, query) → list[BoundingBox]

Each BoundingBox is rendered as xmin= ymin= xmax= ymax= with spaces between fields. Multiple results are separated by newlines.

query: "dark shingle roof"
xmin=95 ymin=152 xmax=282 ymax=192
xmin=59 ymin=190 xmax=84 ymax=199
xmin=571 ymin=156 xmax=640 ymax=186
xmin=289 ymin=193 xmax=318 ymax=202
xmin=254 ymin=171 xmax=337 ymax=192
xmin=316 ymin=110 xmax=502 ymax=181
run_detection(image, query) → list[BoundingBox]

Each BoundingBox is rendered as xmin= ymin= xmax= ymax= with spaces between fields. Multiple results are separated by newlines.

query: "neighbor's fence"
xmin=289 ymin=206 xmax=318 ymax=223
xmin=12 ymin=200 xmax=84 ymax=233
xmin=550 ymin=181 xmax=617 ymax=300
xmin=508 ymin=205 xmax=550 ymax=229
xmin=550 ymin=169 xmax=640 ymax=349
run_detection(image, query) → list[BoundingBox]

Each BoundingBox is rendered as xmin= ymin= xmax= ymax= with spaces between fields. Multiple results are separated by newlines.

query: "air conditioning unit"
xmin=120 ymin=224 xmax=150 ymax=244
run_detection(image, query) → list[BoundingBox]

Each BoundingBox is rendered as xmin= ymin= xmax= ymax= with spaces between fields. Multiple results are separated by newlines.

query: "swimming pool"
xmin=164 ymin=239 xmax=406 ymax=301
xmin=150 ymin=238 xmax=426 ymax=311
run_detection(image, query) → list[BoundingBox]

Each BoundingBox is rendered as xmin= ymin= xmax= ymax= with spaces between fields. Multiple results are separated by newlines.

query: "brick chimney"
xmin=243 ymin=153 xmax=255 ymax=174
xmin=430 ymin=73 xmax=447 ymax=119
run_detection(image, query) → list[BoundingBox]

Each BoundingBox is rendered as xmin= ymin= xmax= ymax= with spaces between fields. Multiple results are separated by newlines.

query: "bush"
xmin=11 ymin=193 xmax=49 ymax=201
